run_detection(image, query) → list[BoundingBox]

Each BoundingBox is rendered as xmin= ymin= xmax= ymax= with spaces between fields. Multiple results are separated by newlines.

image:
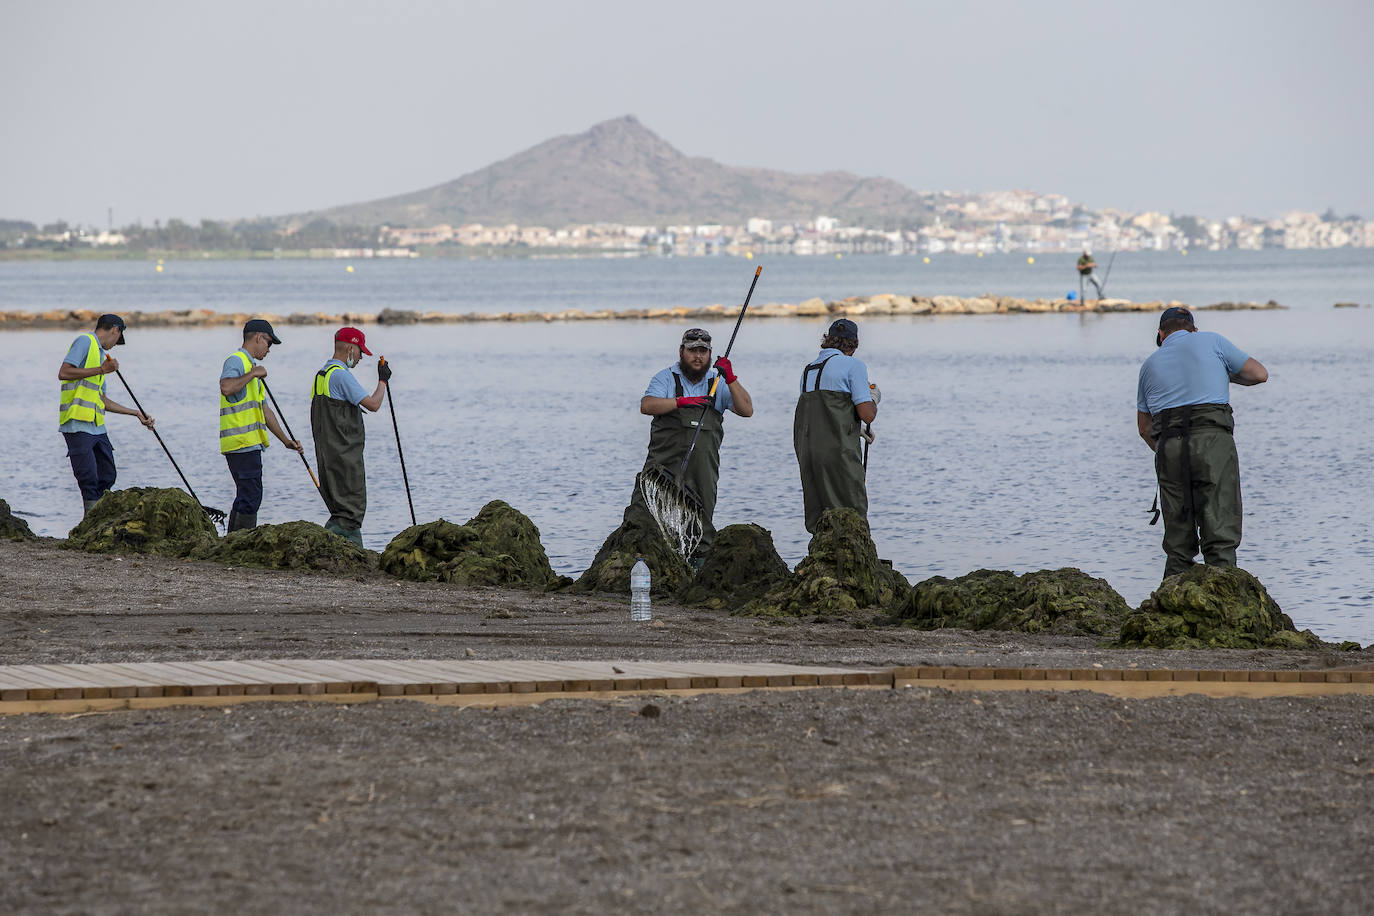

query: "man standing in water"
xmin=1137 ymin=307 xmax=1267 ymax=580
xmin=794 ymin=318 xmax=878 ymax=533
xmin=633 ymin=327 xmax=754 ymax=560
xmin=1077 ymin=249 xmax=1104 ymax=301
xmin=310 ymin=327 xmax=389 ymax=548
xmin=218 ymin=319 xmax=303 ymax=532
xmin=57 ymin=314 xmax=156 ymax=515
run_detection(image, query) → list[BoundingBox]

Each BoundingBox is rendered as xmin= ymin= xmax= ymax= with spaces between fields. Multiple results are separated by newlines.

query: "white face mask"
xmin=345 ymin=356 xmax=358 ymax=369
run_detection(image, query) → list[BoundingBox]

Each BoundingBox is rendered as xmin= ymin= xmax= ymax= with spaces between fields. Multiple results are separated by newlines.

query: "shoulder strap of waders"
xmin=1153 ymin=404 xmax=1194 ymax=522
xmin=801 ymin=355 xmax=838 ymax=392
xmin=672 ymin=371 xmax=684 ymax=399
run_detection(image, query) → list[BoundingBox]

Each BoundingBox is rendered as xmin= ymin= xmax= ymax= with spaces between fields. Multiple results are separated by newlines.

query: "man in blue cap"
xmin=1136 ymin=306 xmax=1268 ymax=579
xmin=218 ymin=318 xmax=303 ymax=532
xmin=56 ymin=314 xmax=157 ymax=515
xmin=793 ymin=318 xmax=879 ymax=533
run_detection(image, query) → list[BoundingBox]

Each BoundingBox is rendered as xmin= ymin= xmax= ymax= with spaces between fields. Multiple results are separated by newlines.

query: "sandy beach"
xmin=2 ymin=537 xmax=1370 ymax=912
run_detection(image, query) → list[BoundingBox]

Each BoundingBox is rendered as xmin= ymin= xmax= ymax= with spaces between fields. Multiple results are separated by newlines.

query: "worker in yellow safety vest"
xmin=57 ymin=314 xmax=156 ymax=515
xmin=218 ymin=318 xmax=303 ymax=531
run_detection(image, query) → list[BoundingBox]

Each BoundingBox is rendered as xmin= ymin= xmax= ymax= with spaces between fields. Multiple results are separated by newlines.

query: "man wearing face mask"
xmin=1136 ymin=307 xmax=1267 ymax=580
xmin=631 ymin=327 xmax=754 ymax=559
xmin=310 ymin=327 xmax=390 ymax=548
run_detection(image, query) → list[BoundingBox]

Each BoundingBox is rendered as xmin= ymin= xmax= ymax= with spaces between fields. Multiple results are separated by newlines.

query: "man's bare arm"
xmin=1137 ymin=410 xmax=1155 ymax=451
xmin=1230 ymin=358 xmax=1268 ymax=386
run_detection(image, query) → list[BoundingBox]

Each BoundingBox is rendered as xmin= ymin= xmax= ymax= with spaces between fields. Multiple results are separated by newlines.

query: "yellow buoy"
xmin=1181 ymin=249 xmax=1188 ymax=256
xmin=977 ymin=251 xmax=983 ymax=258
xmin=346 ymin=265 xmax=354 ymax=273
xmin=835 ymin=252 xmax=842 ymax=259
xmin=745 ymin=251 xmax=753 ymax=260
xmin=155 ymin=264 xmax=163 ymax=273
xmin=1027 ymin=256 xmax=1035 ymax=264
xmin=922 ymin=256 xmax=930 ymax=264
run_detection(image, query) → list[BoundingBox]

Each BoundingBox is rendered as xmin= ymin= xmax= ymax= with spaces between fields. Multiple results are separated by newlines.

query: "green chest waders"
xmin=1150 ymin=402 xmax=1242 ymax=578
xmin=311 ymin=371 xmax=368 ymax=547
xmin=626 ymin=371 xmax=726 ymax=554
xmin=793 ymin=356 xmax=868 ymax=534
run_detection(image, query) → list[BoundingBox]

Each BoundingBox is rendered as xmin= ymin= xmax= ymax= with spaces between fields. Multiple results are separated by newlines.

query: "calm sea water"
xmin=3 ymin=251 xmax=1372 ymax=643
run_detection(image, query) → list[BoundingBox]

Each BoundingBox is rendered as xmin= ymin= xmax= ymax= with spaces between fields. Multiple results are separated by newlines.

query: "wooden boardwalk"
xmin=0 ymin=659 xmax=1369 ymax=714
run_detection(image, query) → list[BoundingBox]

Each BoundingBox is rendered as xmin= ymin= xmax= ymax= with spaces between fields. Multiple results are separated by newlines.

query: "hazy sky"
xmin=3 ymin=0 xmax=1370 ymax=227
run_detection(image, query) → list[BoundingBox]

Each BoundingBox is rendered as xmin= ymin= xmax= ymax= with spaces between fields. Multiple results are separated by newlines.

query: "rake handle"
xmin=678 ymin=266 xmax=761 ymax=477
xmin=112 ymin=368 xmax=207 ymax=509
xmin=380 ymin=358 xmax=417 ymax=528
xmin=261 ymin=378 xmax=323 ymax=493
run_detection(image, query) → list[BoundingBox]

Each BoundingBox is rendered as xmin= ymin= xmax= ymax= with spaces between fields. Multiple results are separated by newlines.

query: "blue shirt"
xmin=59 ymin=334 xmax=105 ymax=435
xmin=1137 ymin=330 xmax=1250 ymax=414
xmin=220 ymin=350 xmax=263 ymax=454
xmin=799 ymin=349 xmax=873 ymax=405
xmin=320 ymin=359 xmax=368 ymax=406
xmin=645 ymin=364 xmax=735 ymax=415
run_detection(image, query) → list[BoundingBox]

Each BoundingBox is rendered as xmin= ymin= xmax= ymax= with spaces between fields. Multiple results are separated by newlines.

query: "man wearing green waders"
xmin=794 ymin=318 xmax=878 ymax=533
xmin=1137 ymin=307 xmax=1268 ymax=580
xmin=632 ymin=327 xmax=754 ymax=559
xmin=311 ymin=327 xmax=390 ymax=548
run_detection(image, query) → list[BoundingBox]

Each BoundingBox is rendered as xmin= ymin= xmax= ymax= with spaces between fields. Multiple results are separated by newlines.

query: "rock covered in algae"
xmin=886 ymin=568 xmax=1131 ymax=635
xmin=739 ymin=508 xmax=908 ymax=617
xmin=573 ymin=509 xmax=692 ymax=597
xmin=65 ymin=488 xmax=216 ymax=556
xmin=677 ymin=523 xmax=791 ymax=610
xmin=195 ymin=521 xmax=374 ymax=573
xmin=1 ymin=499 xmax=36 ymax=541
xmin=1116 ymin=565 xmax=1318 ymax=649
xmin=379 ymin=500 xmax=563 ymax=589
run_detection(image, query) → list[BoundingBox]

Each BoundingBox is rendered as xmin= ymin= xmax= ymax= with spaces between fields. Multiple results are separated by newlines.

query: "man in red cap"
xmin=310 ymin=327 xmax=390 ymax=548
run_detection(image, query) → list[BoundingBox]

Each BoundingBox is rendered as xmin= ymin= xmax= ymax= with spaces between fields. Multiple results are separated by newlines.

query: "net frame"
xmin=635 ymin=466 xmax=704 ymax=560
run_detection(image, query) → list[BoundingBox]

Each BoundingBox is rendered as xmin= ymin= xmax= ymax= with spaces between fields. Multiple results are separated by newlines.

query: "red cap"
xmin=335 ymin=327 xmax=372 ymax=356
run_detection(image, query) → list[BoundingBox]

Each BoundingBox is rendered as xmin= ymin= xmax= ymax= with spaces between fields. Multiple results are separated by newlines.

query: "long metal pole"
xmin=260 ymin=378 xmax=325 ymax=501
xmin=112 ymin=368 xmax=224 ymax=522
xmin=380 ymin=359 xmax=416 ymax=528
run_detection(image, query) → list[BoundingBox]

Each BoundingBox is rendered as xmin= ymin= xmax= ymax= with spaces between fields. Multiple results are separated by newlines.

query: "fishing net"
xmin=635 ymin=465 xmax=704 ymax=561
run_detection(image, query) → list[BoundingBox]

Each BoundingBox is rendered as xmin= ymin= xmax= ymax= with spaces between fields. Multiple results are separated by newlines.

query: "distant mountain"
xmin=290 ymin=116 xmax=932 ymax=229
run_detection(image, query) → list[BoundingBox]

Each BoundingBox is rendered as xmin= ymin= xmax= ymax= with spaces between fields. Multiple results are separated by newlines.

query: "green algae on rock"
xmin=65 ymin=488 xmax=216 ymax=556
xmin=1116 ymin=565 xmax=1318 ymax=649
xmin=677 ymin=524 xmax=791 ymax=610
xmin=1 ymin=499 xmax=36 ymax=541
xmin=887 ymin=567 xmax=1131 ymax=635
xmin=738 ymin=508 xmax=908 ymax=617
xmin=379 ymin=500 xmax=563 ymax=589
xmin=195 ymin=521 xmax=375 ymax=573
xmin=573 ymin=509 xmax=692 ymax=596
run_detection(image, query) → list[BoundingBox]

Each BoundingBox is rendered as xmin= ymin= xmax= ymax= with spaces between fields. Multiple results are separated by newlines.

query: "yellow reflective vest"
xmin=58 ymin=332 xmax=106 ymax=427
xmin=219 ymin=350 xmax=270 ymax=453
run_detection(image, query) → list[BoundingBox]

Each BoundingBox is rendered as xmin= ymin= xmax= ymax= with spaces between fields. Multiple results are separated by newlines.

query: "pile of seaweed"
xmin=194 ymin=521 xmax=375 ymax=573
xmin=1116 ymin=565 xmax=1319 ymax=649
xmin=677 ymin=524 xmax=791 ymax=610
xmin=380 ymin=500 xmax=564 ymax=589
xmin=573 ymin=503 xmax=691 ymax=596
xmin=66 ymin=488 xmax=216 ymax=556
xmin=1 ymin=499 xmax=35 ymax=541
xmin=886 ymin=568 xmax=1132 ymax=635
xmin=739 ymin=508 xmax=908 ymax=617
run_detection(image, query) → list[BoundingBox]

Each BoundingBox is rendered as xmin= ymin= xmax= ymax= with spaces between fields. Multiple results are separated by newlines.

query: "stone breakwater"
xmin=0 ymin=296 xmax=1284 ymax=331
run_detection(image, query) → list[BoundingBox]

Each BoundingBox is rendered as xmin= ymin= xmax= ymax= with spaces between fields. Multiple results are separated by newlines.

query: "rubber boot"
xmin=82 ymin=499 xmax=99 ymax=516
xmin=227 ymin=511 xmax=258 ymax=533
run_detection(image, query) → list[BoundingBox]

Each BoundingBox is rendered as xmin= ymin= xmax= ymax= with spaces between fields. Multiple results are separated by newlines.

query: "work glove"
xmin=713 ymin=356 xmax=737 ymax=384
xmin=861 ymin=426 xmax=876 ymax=445
xmin=869 ymin=383 xmax=881 ymax=405
xmin=676 ymin=395 xmax=710 ymax=409
xmin=378 ymin=359 xmax=392 ymax=382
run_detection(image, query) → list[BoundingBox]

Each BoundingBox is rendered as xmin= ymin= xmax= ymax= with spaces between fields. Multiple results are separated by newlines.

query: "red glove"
xmin=676 ymin=396 xmax=710 ymax=409
xmin=713 ymin=356 xmax=736 ymax=384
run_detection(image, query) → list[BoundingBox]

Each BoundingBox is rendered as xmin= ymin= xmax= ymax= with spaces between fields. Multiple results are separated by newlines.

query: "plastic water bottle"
xmin=630 ymin=557 xmax=652 ymax=621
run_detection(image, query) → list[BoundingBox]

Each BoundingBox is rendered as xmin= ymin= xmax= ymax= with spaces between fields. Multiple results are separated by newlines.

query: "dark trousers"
xmin=64 ymin=431 xmax=117 ymax=501
xmin=224 ymin=450 xmax=264 ymax=515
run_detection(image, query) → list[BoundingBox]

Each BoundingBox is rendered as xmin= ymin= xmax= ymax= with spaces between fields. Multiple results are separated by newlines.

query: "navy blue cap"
xmin=96 ymin=313 xmax=126 ymax=345
xmin=827 ymin=318 xmax=859 ymax=339
xmin=243 ymin=318 xmax=281 ymax=345
xmin=1159 ymin=306 xmax=1194 ymax=328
